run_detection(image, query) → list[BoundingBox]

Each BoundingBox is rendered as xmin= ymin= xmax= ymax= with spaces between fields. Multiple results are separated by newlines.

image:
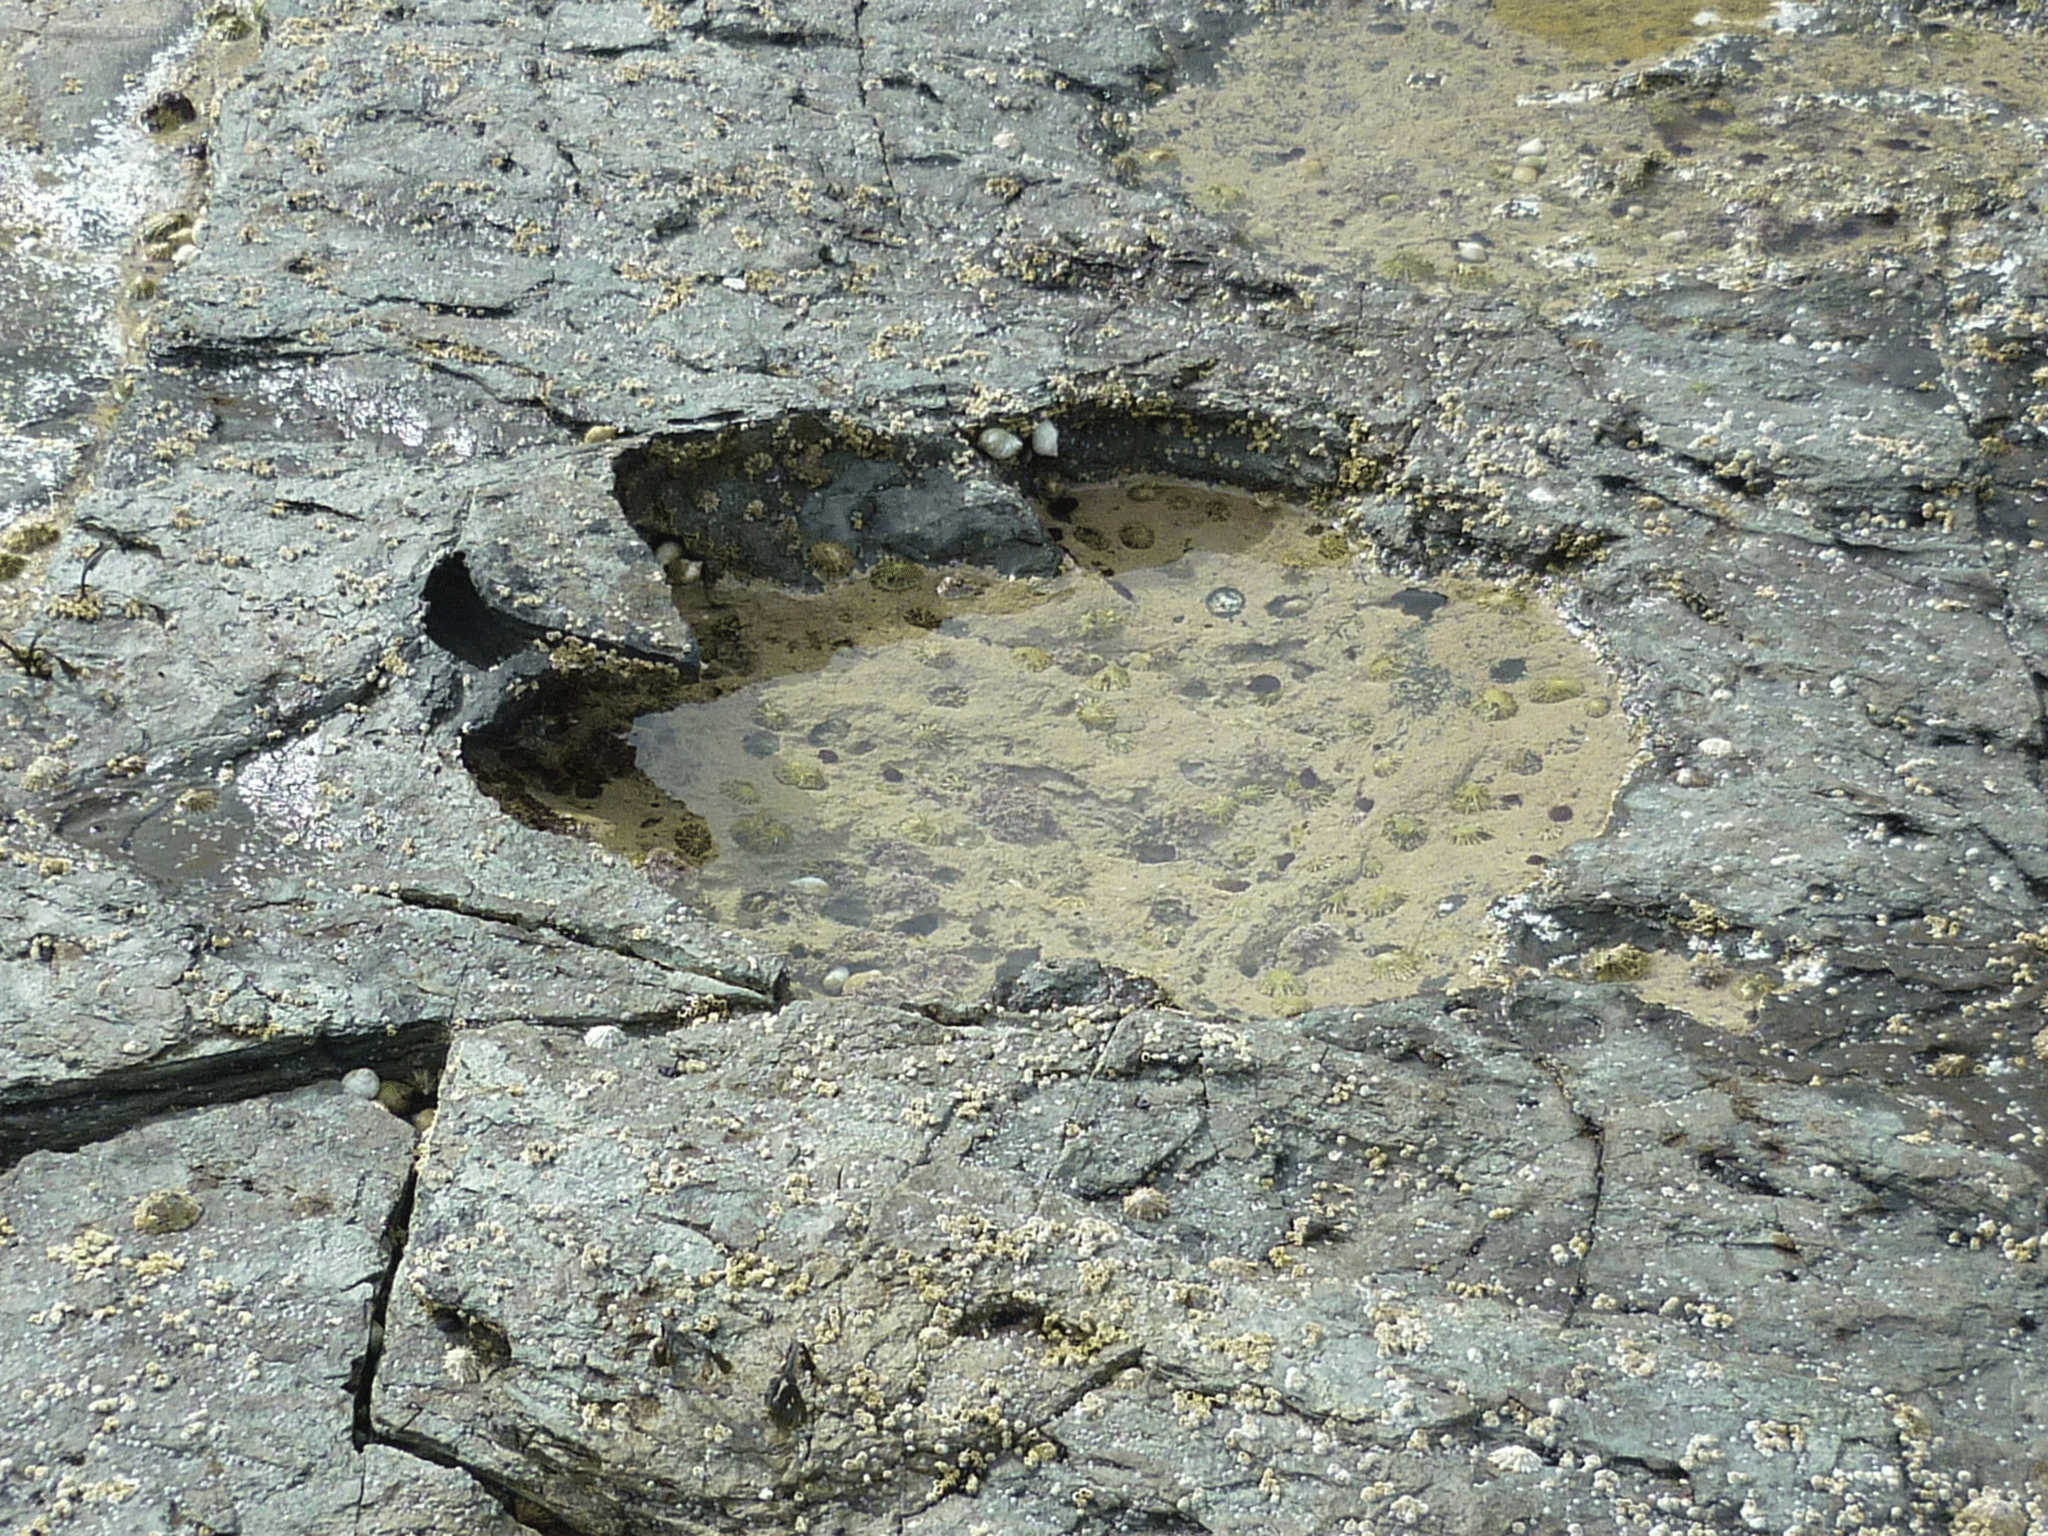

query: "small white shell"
xmin=820 ymin=965 xmax=851 ymax=996
xmin=584 ymin=1024 xmax=624 ymax=1049
xmin=1697 ymin=736 xmax=1734 ymax=758
xmin=976 ymin=426 xmax=1024 ymax=462
xmin=341 ymin=1068 xmax=381 ymax=1100
xmin=1516 ymin=137 xmax=1546 ymax=157
xmin=653 ymin=541 xmax=684 ymax=567
xmin=1030 ymin=421 xmax=1059 ymax=458
xmin=1488 ymin=1445 xmax=1544 ymax=1475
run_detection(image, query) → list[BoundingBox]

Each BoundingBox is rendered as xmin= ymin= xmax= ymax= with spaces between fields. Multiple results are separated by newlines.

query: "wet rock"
xmin=3 ymin=0 xmax=2046 ymax=1528
xmin=0 ymin=1088 xmax=414 ymax=1534
xmin=989 ymin=956 xmax=1167 ymax=1013
xmin=370 ymin=990 xmax=2047 ymax=1534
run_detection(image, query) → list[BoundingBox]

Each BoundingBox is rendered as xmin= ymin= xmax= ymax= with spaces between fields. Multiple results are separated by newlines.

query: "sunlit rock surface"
xmin=2 ymin=0 xmax=2045 ymax=1529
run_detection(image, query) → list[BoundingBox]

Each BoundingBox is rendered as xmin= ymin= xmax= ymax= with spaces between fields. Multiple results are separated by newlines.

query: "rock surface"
xmin=1 ymin=0 xmax=2045 ymax=1531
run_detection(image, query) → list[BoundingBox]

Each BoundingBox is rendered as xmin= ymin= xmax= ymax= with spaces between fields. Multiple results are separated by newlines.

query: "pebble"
xmin=1697 ymin=736 xmax=1734 ymax=758
xmin=341 ymin=1067 xmax=381 ymax=1100
xmin=1517 ymin=137 xmax=1547 ymax=157
xmin=1454 ymin=240 xmax=1489 ymax=264
xmin=977 ymin=426 xmax=1024 ymax=462
xmin=1030 ymin=421 xmax=1059 ymax=457
xmin=1205 ymin=586 xmax=1246 ymax=618
xmin=821 ymin=964 xmax=852 ymax=996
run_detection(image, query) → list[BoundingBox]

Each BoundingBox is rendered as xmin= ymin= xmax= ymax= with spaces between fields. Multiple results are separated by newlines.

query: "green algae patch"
xmin=615 ymin=481 xmax=1636 ymax=1016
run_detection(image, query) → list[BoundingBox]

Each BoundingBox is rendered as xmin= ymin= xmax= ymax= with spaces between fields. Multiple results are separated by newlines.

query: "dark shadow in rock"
xmin=423 ymin=553 xmax=541 ymax=669
xmin=0 ymin=1021 xmax=448 ymax=1167
xmin=613 ymin=416 xmax=1062 ymax=589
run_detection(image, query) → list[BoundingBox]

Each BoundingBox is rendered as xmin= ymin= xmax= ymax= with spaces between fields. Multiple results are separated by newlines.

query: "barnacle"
xmin=1366 ymin=654 xmax=1401 ymax=681
xmin=1383 ymin=814 xmax=1429 ymax=852
xmin=1360 ymin=886 xmax=1408 ymax=919
xmin=730 ymin=812 xmax=794 ymax=854
xmin=772 ymin=759 xmax=827 ymax=790
xmin=899 ymin=813 xmax=956 ymax=845
xmin=1087 ymin=663 xmax=1131 ymax=692
xmin=870 ymin=557 xmax=923 ymax=591
xmin=721 ymin=779 xmax=761 ymax=804
xmin=1257 ymin=967 xmax=1310 ymax=1016
xmin=807 ymin=540 xmax=855 ymax=580
xmin=1012 ymin=646 xmax=1053 ymax=672
xmin=1369 ymin=947 xmax=1426 ymax=981
xmin=1731 ymin=971 xmax=1778 ymax=1003
xmin=1078 ymin=608 xmax=1127 ymax=638
xmin=1529 ymin=676 xmax=1585 ymax=703
xmin=911 ymin=724 xmax=952 ymax=750
xmin=1584 ymin=943 xmax=1652 ymax=981
xmin=1449 ymin=781 xmax=1493 ymax=813
xmin=1371 ymin=754 xmax=1403 ymax=779
xmin=1122 ymin=1186 xmax=1171 ymax=1220
xmin=1475 ymin=686 xmax=1520 ymax=721
xmin=671 ymin=814 xmax=717 ymax=863
xmin=1075 ymin=699 xmax=1118 ymax=731
xmin=1446 ymin=824 xmax=1492 ymax=847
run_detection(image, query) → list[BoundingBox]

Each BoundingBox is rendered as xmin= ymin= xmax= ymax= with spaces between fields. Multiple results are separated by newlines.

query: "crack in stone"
xmin=1537 ymin=1054 xmax=1607 ymax=1331
xmin=384 ymin=884 xmax=781 ymax=1006
xmin=849 ymin=0 xmax=902 ymax=213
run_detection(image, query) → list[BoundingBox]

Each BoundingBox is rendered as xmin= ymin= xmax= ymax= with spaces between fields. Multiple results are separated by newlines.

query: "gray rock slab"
xmin=0 ymin=1085 xmax=419 ymax=1533
xmin=2 ymin=0 xmax=2047 ymax=1527
xmin=372 ymin=991 xmax=2043 ymax=1533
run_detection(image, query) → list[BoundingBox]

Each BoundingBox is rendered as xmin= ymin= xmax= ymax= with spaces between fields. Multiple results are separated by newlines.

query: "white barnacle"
xmin=1122 ymin=1186 xmax=1170 ymax=1221
xmin=443 ymin=1345 xmax=483 ymax=1385
xmin=1488 ymin=1445 xmax=1543 ymax=1475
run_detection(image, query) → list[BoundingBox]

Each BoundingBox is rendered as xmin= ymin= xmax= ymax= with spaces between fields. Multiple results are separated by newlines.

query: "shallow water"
xmin=1132 ymin=0 xmax=2048 ymax=306
xmin=613 ymin=482 xmax=1636 ymax=1016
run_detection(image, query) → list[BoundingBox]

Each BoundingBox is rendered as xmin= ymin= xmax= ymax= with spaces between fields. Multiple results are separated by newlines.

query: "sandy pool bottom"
xmin=612 ymin=481 xmax=1637 ymax=1017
